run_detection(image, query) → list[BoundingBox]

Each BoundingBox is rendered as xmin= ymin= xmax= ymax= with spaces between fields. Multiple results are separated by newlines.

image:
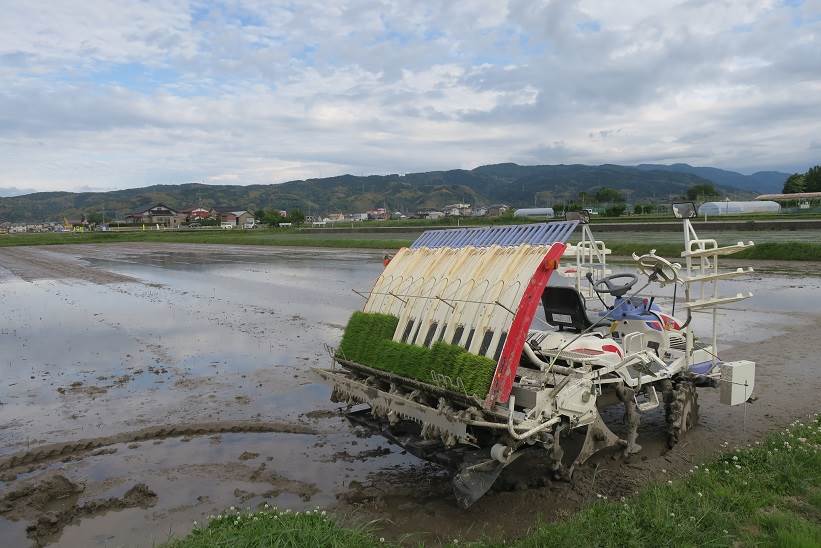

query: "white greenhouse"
xmin=697 ymin=200 xmax=780 ymax=216
xmin=513 ymin=207 xmax=555 ymax=218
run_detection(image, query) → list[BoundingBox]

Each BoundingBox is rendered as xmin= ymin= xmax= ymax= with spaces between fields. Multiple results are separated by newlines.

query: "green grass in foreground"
xmin=3 ymin=230 xmax=821 ymax=261
xmin=164 ymin=414 xmax=821 ymax=547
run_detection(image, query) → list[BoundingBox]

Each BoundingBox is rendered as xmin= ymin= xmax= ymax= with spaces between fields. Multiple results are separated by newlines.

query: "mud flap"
xmin=568 ymin=410 xmax=627 ymax=475
xmin=452 ymin=459 xmax=507 ymax=509
xmin=452 ymin=448 xmax=526 ymax=508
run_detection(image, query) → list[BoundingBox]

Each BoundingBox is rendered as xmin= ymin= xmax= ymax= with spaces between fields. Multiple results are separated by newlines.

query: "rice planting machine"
xmin=314 ymin=204 xmax=757 ymax=507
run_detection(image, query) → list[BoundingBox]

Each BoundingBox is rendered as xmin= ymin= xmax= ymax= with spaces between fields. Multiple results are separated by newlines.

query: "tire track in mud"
xmin=0 ymin=421 xmax=317 ymax=477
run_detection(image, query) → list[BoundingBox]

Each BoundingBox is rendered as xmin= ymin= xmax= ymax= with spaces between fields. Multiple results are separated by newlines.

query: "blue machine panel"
xmin=410 ymin=221 xmax=579 ymax=249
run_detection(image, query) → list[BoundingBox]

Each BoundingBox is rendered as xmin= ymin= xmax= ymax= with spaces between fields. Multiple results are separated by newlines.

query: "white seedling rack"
xmin=680 ymin=218 xmax=754 ymax=369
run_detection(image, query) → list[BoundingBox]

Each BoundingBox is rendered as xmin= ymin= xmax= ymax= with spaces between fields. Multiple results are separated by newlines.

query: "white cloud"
xmin=0 ymin=0 xmax=819 ymax=192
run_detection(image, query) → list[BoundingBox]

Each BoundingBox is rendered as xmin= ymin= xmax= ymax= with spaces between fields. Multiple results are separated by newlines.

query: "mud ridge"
xmin=0 ymin=421 xmax=317 ymax=477
xmin=0 ymin=473 xmax=157 ymax=546
xmin=0 ymin=246 xmax=137 ymax=284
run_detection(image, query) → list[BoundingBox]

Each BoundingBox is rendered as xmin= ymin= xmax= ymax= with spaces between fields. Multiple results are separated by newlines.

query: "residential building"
xmin=486 ymin=204 xmax=510 ymax=217
xmin=417 ymin=210 xmax=445 ymax=220
xmin=217 ymin=209 xmax=254 ymax=227
xmin=126 ymin=204 xmax=183 ymax=227
xmin=442 ymin=203 xmax=472 ymax=217
xmin=181 ymin=207 xmax=211 ymax=221
xmin=367 ymin=207 xmax=388 ymax=220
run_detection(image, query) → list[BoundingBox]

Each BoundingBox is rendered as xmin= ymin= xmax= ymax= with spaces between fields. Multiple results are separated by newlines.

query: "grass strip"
xmin=607 ymin=240 xmax=821 ymax=261
xmin=336 ymin=311 xmax=496 ymax=398
xmin=163 ymin=415 xmax=821 ymax=547
xmin=3 ymin=230 xmax=821 ymax=261
xmin=0 ymin=230 xmax=411 ymax=250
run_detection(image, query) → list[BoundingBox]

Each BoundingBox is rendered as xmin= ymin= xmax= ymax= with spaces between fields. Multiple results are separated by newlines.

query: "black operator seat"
xmin=541 ymin=286 xmax=607 ymax=333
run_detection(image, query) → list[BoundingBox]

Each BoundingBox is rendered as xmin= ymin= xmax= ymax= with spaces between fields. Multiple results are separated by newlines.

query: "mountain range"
xmin=635 ymin=164 xmax=789 ymax=194
xmin=0 ymin=163 xmax=788 ymax=223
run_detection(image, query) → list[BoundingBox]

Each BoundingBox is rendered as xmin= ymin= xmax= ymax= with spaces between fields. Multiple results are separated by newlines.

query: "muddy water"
xmin=1 ymin=243 xmax=820 ymax=546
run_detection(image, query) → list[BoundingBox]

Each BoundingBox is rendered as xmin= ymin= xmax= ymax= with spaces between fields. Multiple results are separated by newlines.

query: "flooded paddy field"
xmin=1 ymin=243 xmax=820 ymax=546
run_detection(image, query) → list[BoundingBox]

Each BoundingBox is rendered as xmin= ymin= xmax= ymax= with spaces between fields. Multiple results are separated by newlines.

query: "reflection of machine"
xmin=315 ymin=208 xmax=756 ymax=507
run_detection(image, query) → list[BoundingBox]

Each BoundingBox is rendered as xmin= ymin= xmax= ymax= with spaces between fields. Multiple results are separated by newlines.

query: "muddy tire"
xmin=665 ymin=381 xmax=699 ymax=448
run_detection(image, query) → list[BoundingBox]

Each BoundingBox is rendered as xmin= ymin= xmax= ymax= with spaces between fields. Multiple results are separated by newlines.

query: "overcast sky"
xmin=1 ymin=0 xmax=819 ymax=193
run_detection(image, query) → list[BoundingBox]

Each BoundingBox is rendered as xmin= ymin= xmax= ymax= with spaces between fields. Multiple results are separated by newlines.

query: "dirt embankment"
xmin=0 ymin=247 xmax=137 ymax=284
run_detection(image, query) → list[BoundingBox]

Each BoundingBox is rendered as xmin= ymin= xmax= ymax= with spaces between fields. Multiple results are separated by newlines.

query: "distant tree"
xmin=805 ymin=165 xmax=821 ymax=193
xmin=782 ymin=173 xmax=806 ymax=194
xmin=686 ymin=183 xmax=719 ymax=201
xmin=86 ymin=211 xmax=104 ymax=224
xmin=254 ymin=209 xmax=267 ymax=220
xmin=605 ymin=204 xmax=627 ymax=217
xmin=595 ymin=187 xmax=623 ymax=204
xmin=578 ymin=191 xmax=589 ymax=205
xmin=287 ymin=209 xmax=305 ymax=226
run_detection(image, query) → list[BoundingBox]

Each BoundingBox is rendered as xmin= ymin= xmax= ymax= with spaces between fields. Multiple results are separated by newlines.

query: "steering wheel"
xmin=593 ymin=273 xmax=638 ymax=298
xmin=632 ymin=251 xmax=681 ymax=285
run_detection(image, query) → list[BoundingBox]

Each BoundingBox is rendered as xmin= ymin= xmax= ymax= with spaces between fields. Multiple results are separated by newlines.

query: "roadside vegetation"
xmin=164 ymin=415 xmax=820 ymax=547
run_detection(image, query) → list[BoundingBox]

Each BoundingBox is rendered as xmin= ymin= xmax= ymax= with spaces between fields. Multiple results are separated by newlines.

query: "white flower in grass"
xmin=230 ymin=506 xmax=235 ymax=511
xmin=321 ymin=511 xmax=327 ymax=516
xmin=697 ymin=492 xmax=703 ymax=497
xmin=670 ymin=512 xmax=675 ymax=517
xmin=735 ymin=464 xmax=741 ymax=469
xmin=661 ymin=469 xmax=667 ymax=473
xmin=723 ymin=530 xmax=728 ymax=534
xmin=732 ymin=455 xmax=738 ymax=461
xmin=379 ymin=538 xmax=385 ymax=543
xmin=193 ymin=520 xmax=198 ymax=526
xmin=264 ymin=503 xmax=269 ymax=509
xmin=667 ymin=480 xmax=673 ymax=485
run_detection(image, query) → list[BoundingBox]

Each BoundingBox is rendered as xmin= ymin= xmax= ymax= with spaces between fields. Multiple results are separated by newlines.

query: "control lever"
xmin=586 ymin=272 xmax=609 ymax=309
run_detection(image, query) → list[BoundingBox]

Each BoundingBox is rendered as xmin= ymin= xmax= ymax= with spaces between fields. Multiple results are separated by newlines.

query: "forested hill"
xmin=635 ymin=163 xmax=789 ymax=194
xmin=0 ymin=163 xmax=760 ymax=223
